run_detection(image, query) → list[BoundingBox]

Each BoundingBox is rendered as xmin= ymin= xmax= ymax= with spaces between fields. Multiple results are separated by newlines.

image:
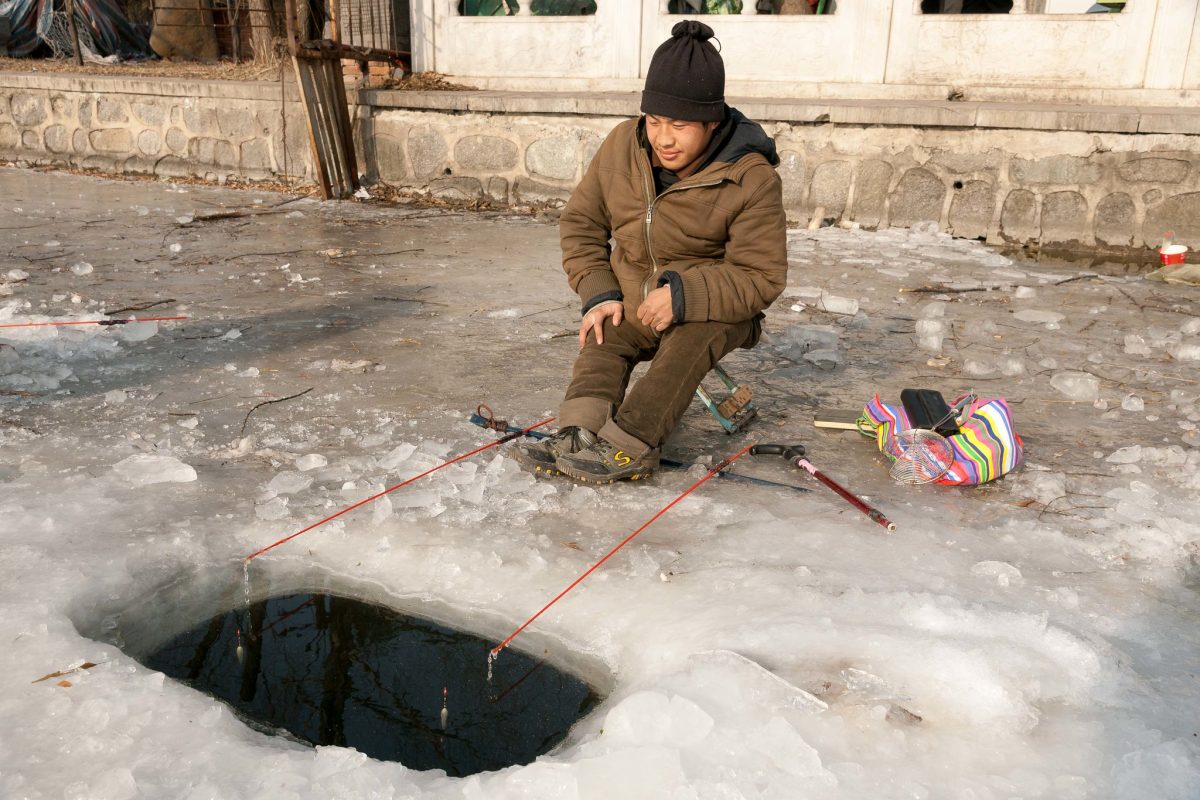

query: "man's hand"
xmin=579 ymin=301 xmax=624 ymax=349
xmin=637 ymin=285 xmax=675 ymax=333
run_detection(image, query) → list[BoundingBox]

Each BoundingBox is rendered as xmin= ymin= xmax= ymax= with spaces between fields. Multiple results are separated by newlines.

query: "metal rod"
xmin=65 ymin=0 xmax=83 ymax=65
xmin=750 ymin=444 xmax=896 ymax=532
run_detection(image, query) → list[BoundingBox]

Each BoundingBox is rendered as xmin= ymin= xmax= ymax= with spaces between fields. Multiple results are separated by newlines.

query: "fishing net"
xmin=27 ymin=0 xmax=151 ymax=60
xmin=41 ymin=5 xmax=98 ymax=60
xmin=883 ymin=427 xmax=955 ymax=485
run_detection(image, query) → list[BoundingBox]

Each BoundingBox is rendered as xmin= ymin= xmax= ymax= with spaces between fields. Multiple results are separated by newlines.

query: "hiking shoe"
xmin=512 ymin=426 xmax=597 ymax=476
xmin=554 ymin=438 xmax=660 ymax=484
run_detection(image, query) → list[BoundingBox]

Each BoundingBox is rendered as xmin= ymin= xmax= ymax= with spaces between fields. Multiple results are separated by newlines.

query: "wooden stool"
xmin=695 ymin=364 xmax=757 ymax=434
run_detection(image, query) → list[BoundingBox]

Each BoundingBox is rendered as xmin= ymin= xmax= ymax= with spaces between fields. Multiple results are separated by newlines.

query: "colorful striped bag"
xmin=859 ymin=394 xmax=1023 ymax=486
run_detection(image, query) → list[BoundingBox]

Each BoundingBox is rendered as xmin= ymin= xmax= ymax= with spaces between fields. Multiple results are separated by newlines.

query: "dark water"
xmin=142 ymin=593 xmax=600 ymax=777
xmin=997 ymin=244 xmax=1160 ymax=278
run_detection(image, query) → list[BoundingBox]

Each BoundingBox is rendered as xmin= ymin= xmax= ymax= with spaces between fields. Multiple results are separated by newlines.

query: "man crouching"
xmin=515 ymin=20 xmax=788 ymax=484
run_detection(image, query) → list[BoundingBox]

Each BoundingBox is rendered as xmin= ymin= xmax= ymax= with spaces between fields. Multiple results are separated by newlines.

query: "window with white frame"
xmin=458 ymin=0 xmax=596 ymax=13
xmin=667 ymin=0 xmax=837 ymax=13
xmin=920 ymin=0 xmax=1125 ymax=12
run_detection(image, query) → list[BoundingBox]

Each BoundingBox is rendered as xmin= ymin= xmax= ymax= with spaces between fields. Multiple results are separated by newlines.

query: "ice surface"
xmin=3 ymin=174 xmax=1198 ymax=800
xmin=997 ymin=357 xmax=1026 ymax=376
xmin=70 ymin=261 xmax=93 ymax=276
xmin=963 ymin=359 xmax=996 ymax=377
xmin=112 ymin=454 xmax=197 ymax=485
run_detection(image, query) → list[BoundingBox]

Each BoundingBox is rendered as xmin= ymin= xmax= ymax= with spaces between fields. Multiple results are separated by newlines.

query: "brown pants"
xmin=558 ymin=313 xmax=759 ymax=455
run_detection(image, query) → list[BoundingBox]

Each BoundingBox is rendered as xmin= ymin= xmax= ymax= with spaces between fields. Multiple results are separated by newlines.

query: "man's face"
xmin=645 ymin=115 xmax=719 ymax=177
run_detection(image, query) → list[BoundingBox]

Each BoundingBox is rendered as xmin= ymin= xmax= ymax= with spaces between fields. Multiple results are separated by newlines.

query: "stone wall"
xmin=359 ymin=103 xmax=1200 ymax=252
xmin=3 ymin=72 xmax=1200 ymax=252
xmin=359 ymin=109 xmax=612 ymax=209
xmin=0 ymin=74 xmax=312 ymax=183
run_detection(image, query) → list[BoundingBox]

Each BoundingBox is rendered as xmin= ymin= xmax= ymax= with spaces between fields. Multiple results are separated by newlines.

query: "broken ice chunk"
xmin=1124 ymin=334 xmax=1151 ymax=356
xmin=1121 ymin=394 xmax=1145 ymax=412
xmin=970 ymin=560 xmax=1022 ymax=587
xmin=113 ymin=454 xmax=197 ymax=485
xmin=1050 ymin=371 xmax=1100 ymax=402
xmin=1013 ymin=309 xmax=1064 ymax=329
xmin=295 ymin=453 xmax=327 ymax=471
xmin=817 ymin=291 xmax=859 ymax=316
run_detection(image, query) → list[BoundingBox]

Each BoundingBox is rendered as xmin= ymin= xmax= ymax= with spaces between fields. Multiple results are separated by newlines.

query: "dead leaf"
xmin=56 ymin=680 xmax=72 ymax=688
xmin=1014 ymin=498 xmax=1038 ymax=508
xmin=33 ymin=661 xmax=98 ymax=684
xmin=562 ymin=541 xmax=581 ymax=550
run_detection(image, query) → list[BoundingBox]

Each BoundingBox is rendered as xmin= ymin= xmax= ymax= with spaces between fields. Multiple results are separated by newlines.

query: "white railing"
xmin=408 ymin=0 xmax=1200 ymax=94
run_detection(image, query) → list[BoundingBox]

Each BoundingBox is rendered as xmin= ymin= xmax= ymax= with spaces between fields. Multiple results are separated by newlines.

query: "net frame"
xmin=42 ymin=4 xmax=98 ymax=60
xmin=884 ymin=427 xmax=955 ymax=485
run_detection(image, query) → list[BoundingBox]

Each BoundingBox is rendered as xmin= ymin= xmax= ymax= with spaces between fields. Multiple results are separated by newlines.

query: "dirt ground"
xmin=0 ymin=56 xmax=473 ymax=90
xmin=0 ymin=55 xmax=283 ymax=81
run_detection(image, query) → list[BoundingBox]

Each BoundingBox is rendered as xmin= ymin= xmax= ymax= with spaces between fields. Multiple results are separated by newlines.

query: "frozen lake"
xmin=1 ymin=166 xmax=1198 ymax=799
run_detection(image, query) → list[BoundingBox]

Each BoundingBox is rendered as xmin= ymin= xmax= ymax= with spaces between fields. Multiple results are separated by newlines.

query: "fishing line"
xmin=489 ymin=443 xmax=753 ymax=660
xmin=243 ymin=416 xmax=555 ymax=562
xmin=469 ymin=409 xmax=809 ymax=494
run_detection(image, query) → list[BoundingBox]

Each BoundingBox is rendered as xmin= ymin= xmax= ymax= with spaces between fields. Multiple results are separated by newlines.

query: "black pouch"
xmin=900 ymin=388 xmax=959 ymax=437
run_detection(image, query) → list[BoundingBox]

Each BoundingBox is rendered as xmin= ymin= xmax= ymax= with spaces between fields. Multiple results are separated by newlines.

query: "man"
xmin=514 ymin=20 xmax=788 ymax=483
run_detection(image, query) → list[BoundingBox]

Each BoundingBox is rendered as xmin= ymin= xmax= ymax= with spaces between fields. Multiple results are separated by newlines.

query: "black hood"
xmin=712 ymin=106 xmax=780 ymax=168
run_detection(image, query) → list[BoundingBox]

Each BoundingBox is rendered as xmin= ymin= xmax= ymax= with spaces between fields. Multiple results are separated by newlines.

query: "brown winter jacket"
xmin=560 ymin=110 xmax=788 ymax=325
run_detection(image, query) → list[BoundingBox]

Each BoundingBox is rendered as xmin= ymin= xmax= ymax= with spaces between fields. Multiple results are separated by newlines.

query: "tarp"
xmin=0 ymin=0 xmax=149 ymax=59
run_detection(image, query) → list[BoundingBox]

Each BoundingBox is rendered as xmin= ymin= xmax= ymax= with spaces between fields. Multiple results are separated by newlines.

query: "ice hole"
xmin=73 ymin=565 xmax=607 ymax=778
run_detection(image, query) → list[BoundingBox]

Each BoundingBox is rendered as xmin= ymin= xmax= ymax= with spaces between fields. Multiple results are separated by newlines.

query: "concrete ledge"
xmin=360 ymin=89 xmax=1200 ymax=136
xmin=0 ymin=72 xmax=293 ymax=102
xmin=3 ymin=71 xmax=1198 ymax=135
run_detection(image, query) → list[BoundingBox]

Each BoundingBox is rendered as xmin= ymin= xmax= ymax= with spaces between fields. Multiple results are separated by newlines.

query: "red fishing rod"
xmin=0 ymin=316 xmax=188 ymax=329
xmin=490 ymin=443 xmax=754 ymax=660
xmin=751 ymin=443 xmax=896 ymax=532
xmin=243 ymin=416 xmax=555 ymax=562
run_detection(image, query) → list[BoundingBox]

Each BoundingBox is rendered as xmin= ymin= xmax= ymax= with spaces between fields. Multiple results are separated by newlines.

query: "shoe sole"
xmin=511 ymin=449 xmax=568 ymax=478
xmin=554 ymin=464 xmax=655 ymax=484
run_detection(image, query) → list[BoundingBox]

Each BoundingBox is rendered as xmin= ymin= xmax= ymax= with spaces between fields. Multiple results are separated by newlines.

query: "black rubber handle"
xmin=750 ymin=443 xmax=806 ymax=460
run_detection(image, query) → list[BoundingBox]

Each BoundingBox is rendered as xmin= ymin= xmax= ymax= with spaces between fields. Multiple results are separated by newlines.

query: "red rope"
xmin=490 ymin=443 xmax=753 ymax=658
xmin=0 ymin=316 xmax=188 ymax=328
xmin=243 ymin=416 xmax=555 ymax=562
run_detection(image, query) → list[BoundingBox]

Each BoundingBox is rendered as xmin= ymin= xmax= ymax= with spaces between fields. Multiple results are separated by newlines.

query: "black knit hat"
xmin=640 ymin=21 xmax=725 ymax=123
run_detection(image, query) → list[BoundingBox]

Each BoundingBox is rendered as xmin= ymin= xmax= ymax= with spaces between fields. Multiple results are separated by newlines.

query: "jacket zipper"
xmin=638 ymin=149 xmax=723 ymax=300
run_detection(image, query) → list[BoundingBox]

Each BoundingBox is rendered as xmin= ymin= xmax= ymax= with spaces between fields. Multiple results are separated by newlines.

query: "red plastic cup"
xmin=1160 ymin=244 xmax=1188 ymax=266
